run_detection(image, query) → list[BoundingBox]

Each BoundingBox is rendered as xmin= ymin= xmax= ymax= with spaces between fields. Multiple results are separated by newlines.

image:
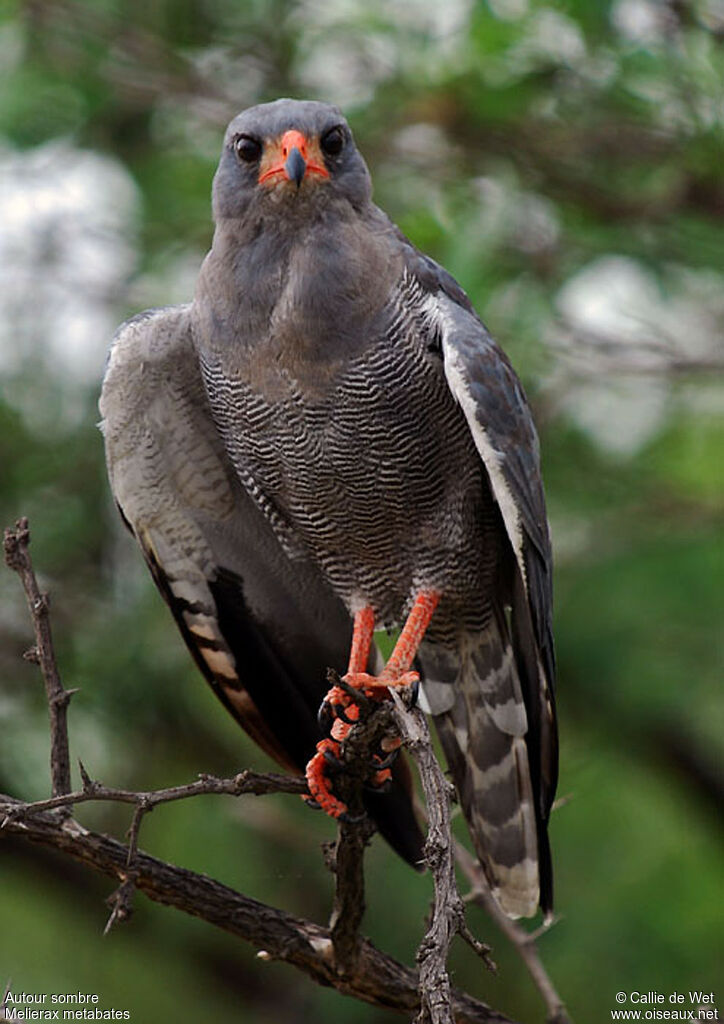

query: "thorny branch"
xmin=1 ymin=518 xmax=564 ymax=1022
xmin=3 ymin=517 xmax=74 ymax=799
xmin=0 ymin=794 xmax=513 ymax=1024
xmin=2 ymin=765 xmax=306 ymax=822
xmin=325 ymin=813 xmax=376 ymax=975
xmin=2 ymin=518 xmax=312 ymax=933
xmin=455 ymin=843 xmax=572 ymax=1024
xmin=390 ymin=692 xmax=496 ymax=1024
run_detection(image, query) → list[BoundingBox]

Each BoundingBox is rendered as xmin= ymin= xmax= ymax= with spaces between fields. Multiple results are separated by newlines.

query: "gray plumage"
xmin=101 ymin=98 xmax=557 ymax=918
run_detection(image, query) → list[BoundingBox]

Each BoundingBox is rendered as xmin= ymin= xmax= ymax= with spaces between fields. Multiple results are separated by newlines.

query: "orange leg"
xmin=376 ymin=589 xmax=440 ymax=683
xmin=304 ymin=591 xmax=440 ymax=819
xmin=319 ymin=605 xmax=376 ymax=720
xmin=348 ymin=605 xmax=376 ymax=674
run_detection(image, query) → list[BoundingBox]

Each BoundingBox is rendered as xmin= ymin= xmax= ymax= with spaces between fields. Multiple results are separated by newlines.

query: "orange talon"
xmin=304 ymin=739 xmax=349 ymax=818
xmin=325 ymin=684 xmax=353 ymax=709
xmin=330 ymin=716 xmax=352 ymax=742
xmin=371 ymin=767 xmax=392 ymax=788
xmin=305 ymin=592 xmax=440 ymax=823
xmin=342 ymin=702 xmax=361 ymax=722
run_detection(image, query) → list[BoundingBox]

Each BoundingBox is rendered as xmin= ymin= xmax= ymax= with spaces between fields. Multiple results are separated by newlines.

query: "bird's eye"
xmin=320 ymin=126 xmax=345 ymax=157
xmin=234 ymin=135 xmax=262 ymax=163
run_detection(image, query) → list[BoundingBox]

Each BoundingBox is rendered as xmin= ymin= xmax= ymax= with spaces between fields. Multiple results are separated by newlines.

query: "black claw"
xmin=318 ymin=700 xmax=333 ymax=734
xmin=318 ymin=697 xmax=358 ymax=730
xmin=373 ymin=746 xmax=401 ymax=771
xmin=338 ymin=810 xmax=366 ymax=825
xmin=303 ymin=797 xmax=322 ymax=811
xmin=335 ymin=703 xmax=357 ymax=725
xmin=365 ymin=777 xmax=392 ymax=794
xmin=407 ymin=677 xmax=420 ymax=707
xmin=337 ymin=677 xmax=372 ymax=712
xmin=323 ymin=748 xmax=345 ymax=773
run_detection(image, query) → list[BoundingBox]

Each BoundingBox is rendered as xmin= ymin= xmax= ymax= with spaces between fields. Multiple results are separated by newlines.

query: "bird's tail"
xmin=419 ymin=617 xmax=540 ymax=918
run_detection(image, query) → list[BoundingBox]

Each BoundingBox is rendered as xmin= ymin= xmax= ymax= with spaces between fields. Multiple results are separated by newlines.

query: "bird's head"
xmin=212 ymin=98 xmax=372 ymax=222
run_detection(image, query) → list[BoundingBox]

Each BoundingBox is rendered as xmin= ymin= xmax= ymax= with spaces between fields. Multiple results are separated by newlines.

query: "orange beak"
xmin=258 ymin=130 xmax=330 ymax=187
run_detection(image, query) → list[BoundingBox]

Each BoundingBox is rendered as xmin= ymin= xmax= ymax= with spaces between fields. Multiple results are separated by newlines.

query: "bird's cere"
xmin=258 ymin=129 xmax=330 ymax=186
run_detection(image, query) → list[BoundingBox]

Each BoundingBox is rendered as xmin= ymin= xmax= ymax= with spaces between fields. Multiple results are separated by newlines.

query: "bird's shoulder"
xmin=102 ymin=304 xmax=193 ymax=389
xmin=380 ymin=211 xmax=553 ymax=595
xmin=100 ymin=302 xmax=240 ymax=531
xmin=101 ymin=305 xmax=189 ymax=458
xmin=374 ymin=213 xmax=524 ymax=396
xmin=366 ymin=207 xmax=474 ymax=315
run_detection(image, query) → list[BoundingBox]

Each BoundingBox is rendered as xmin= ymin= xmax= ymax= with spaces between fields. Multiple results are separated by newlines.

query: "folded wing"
xmin=399 ymin=248 xmax=558 ymax=915
xmin=100 ymin=305 xmax=424 ymax=865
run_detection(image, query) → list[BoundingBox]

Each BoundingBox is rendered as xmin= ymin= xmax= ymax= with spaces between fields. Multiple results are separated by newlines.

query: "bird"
xmin=100 ymin=97 xmax=558 ymax=920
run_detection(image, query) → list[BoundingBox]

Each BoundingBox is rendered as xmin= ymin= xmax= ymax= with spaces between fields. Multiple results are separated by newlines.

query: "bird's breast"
xmin=199 ymin=283 xmax=495 ymax=631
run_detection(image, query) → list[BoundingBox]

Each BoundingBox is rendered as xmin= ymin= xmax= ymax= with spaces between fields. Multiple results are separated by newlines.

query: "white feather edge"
xmin=420 ymin=292 xmax=527 ymax=589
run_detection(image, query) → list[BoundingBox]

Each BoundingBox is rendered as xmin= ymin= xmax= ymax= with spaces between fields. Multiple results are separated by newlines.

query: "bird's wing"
xmin=399 ymin=247 xmax=558 ymax=912
xmin=100 ymin=305 xmax=343 ymax=769
xmin=99 ymin=305 xmax=424 ymax=865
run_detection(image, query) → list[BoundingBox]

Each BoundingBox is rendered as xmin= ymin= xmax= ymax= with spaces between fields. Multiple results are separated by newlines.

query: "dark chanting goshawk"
xmin=100 ymin=98 xmax=558 ymax=919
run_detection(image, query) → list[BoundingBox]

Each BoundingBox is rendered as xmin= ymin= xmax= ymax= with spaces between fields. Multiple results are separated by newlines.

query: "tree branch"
xmin=455 ymin=843 xmax=572 ymax=1024
xmin=1 ymin=766 xmax=306 ymax=825
xmin=325 ymin=671 xmax=372 ymax=972
xmin=327 ymin=814 xmax=376 ymax=975
xmin=1 ymin=979 xmax=12 ymax=1022
xmin=0 ymin=795 xmax=513 ymax=1024
xmin=390 ymin=693 xmax=495 ymax=1024
xmin=3 ymin=518 xmax=74 ymax=798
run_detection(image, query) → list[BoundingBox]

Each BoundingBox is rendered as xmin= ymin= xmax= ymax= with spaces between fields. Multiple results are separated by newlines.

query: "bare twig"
xmin=390 ymin=692 xmax=495 ymax=1024
xmin=455 ymin=842 xmax=571 ymax=1024
xmin=103 ymin=796 xmax=148 ymax=933
xmin=3 ymin=518 xmax=73 ymax=798
xmin=328 ymin=815 xmax=376 ymax=974
xmin=0 ymin=795 xmax=515 ymax=1024
xmin=2 ymin=760 xmax=310 ymax=934
xmin=1 ymin=765 xmax=306 ymax=828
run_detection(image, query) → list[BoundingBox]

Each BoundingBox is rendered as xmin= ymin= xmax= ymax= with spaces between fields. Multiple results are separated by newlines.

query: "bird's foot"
xmin=366 ymin=757 xmax=394 ymax=792
xmin=303 ymin=739 xmax=365 ymax=822
xmin=318 ymin=671 xmax=419 ymax=735
xmin=344 ymin=671 xmax=421 ymax=715
xmin=303 ymin=739 xmax=397 ymax=818
xmin=344 ymin=669 xmax=420 ymax=694
xmin=317 ymin=683 xmax=365 ymax=734
xmin=305 ymin=671 xmax=416 ymax=820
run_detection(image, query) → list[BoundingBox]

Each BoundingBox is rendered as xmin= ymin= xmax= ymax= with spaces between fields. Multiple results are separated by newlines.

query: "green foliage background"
xmin=1 ymin=1 xmax=722 ymax=1021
